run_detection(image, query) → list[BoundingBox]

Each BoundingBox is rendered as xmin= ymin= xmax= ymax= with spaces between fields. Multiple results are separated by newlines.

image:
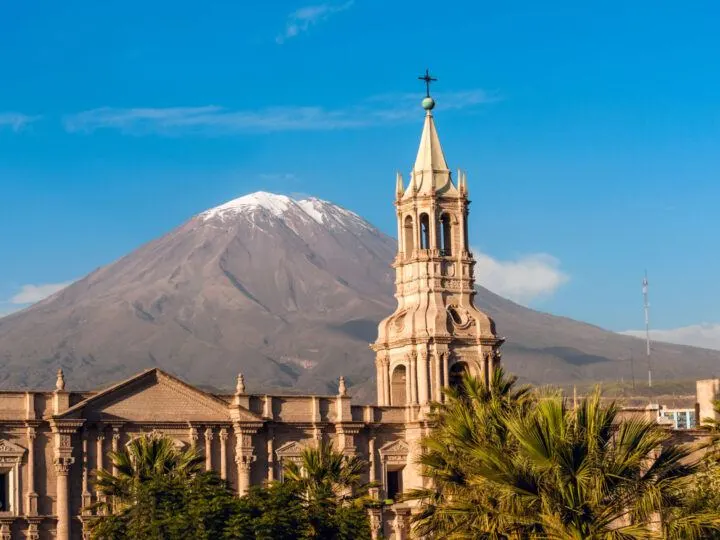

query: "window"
xmin=390 ymin=365 xmax=407 ymax=406
xmin=386 ymin=469 xmax=403 ymax=501
xmin=449 ymin=361 xmax=468 ymax=390
xmin=403 ymin=216 xmax=414 ymax=257
xmin=419 ymin=213 xmax=430 ymax=250
xmin=439 ymin=214 xmax=452 ymax=255
xmin=0 ymin=473 xmax=7 ymax=512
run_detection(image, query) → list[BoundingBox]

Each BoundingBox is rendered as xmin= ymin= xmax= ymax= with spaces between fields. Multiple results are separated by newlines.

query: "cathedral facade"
xmin=4 ymin=95 xmax=713 ymax=540
xmin=0 ymin=95 xmax=492 ymax=540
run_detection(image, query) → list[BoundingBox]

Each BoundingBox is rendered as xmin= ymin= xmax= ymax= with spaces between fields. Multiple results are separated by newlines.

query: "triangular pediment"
xmin=0 ymin=439 xmax=25 ymax=457
xmin=55 ymin=369 xmax=262 ymax=424
xmin=378 ymin=439 xmax=409 ymax=456
xmin=275 ymin=440 xmax=307 ymax=459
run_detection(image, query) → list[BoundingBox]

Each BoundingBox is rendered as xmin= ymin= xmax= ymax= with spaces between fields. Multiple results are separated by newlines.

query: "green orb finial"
xmin=422 ymin=96 xmax=435 ymax=110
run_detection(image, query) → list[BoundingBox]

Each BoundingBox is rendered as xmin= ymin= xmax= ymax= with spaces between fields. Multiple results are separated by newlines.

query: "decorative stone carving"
xmin=54 ymin=456 xmax=75 ymax=475
xmin=56 ymin=368 xmax=65 ymax=391
xmin=378 ymin=439 xmax=409 ymax=464
xmin=275 ymin=440 xmax=306 ymax=464
xmin=338 ymin=376 xmax=347 ymax=397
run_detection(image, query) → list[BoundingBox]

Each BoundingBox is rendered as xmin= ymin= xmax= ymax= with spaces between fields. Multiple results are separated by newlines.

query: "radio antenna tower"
xmin=642 ymin=271 xmax=652 ymax=388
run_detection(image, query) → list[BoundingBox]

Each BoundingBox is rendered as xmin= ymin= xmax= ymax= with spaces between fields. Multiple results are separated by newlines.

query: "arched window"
xmin=449 ymin=361 xmax=468 ymax=390
xmin=419 ymin=213 xmax=430 ymax=250
xmin=463 ymin=216 xmax=468 ymax=252
xmin=439 ymin=214 xmax=452 ymax=256
xmin=390 ymin=365 xmax=407 ymax=405
xmin=403 ymin=216 xmax=414 ymax=258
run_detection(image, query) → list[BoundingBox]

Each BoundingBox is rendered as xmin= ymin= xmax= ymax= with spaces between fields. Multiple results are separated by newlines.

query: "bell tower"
xmin=372 ymin=78 xmax=504 ymax=407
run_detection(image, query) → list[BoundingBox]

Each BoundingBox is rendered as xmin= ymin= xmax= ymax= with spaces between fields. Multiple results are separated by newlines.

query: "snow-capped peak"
xmin=200 ymin=191 xmax=372 ymax=232
xmin=201 ymin=191 xmax=293 ymax=221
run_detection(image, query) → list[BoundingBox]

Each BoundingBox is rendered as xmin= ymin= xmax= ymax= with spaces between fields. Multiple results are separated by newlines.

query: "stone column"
xmin=219 ymin=428 xmax=228 ymax=480
xmin=81 ymin=430 xmax=92 ymax=513
xmin=55 ymin=459 xmax=73 ymax=540
xmin=233 ymin=423 xmax=258 ymax=496
xmin=409 ymin=352 xmax=418 ymax=404
xmin=434 ymin=353 xmax=443 ymax=401
xmin=95 ymin=428 xmax=105 ymax=504
xmin=442 ymin=354 xmax=450 ymax=401
xmin=383 ymin=357 xmax=391 ymax=406
xmin=417 ymin=352 xmax=429 ymax=404
xmin=189 ymin=426 xmax=199 ymax=449
xmin=111 ymin=427 xmax=120 ymax=476
xmin=369 ymin=508 xmax=383 ymax=540
xmin=393 ymin=509 xmax=410 ymax=540
xmin=51 ymin=419 xmax=83 ymax=540
xmin=375 ymin=358 xmax=386 ymax=406
xmin=204 ymin=427 xmax=213 ymax=472
xmin=266 ymin=426 xmax=275 ymax=482
xmin=404 ymin=363 xmax=411 ymax=406
xmin=26 ymin=519 xmax=41 ymax=540
xmin=0 ymin=521 xmax=11 ymax=540
xmin=368 ymin=433 xmax=379 ymax=499
xmin=25 ymin=424 xmax=38 ymax=515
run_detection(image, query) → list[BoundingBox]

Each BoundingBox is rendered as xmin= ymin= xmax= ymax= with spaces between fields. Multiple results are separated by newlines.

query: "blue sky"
xmin=1 ymin=1 xmax=719 ymax=345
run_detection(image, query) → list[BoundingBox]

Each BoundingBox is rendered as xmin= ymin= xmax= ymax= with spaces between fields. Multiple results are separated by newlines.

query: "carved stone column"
xmin=188 ymin=425 xmax=199 ymax=449
xmin=25 ymin=424 xmax=39 ymax=515
xmin=393 ymin=508 xmax=410 ymax=540
xmin=81 ymin=430 xmax=92 ymax=514
xmin=0 ymin=520 xmax=11 ymax=540
xmin=51 ymin=419 xmax=83 ymax=540
xmin=368 ymin=432 xmax=379 ymax=499
xmin=375 ymin=357 xmax=386 ymax=406
xmin=409 ymin=352 xmax=418 ymax=404
xmin=95 ymin=427 xmax=105 ymax=506
xmin=204 ymin=427 xmax=213 ymax=471
xmin=266 ymin=426 xmax=275 ymax=482
xmin=382 ymin=356 xmax=391 ymax=406
xmin=111 ymin=427 xmax=120 ymax=475
xmin=232 ymin=423 xmax=259 ymax=496
xmin=434 ymin=353 xmax=444 ymax=401
xmin=417 ymin=352 xmax=429 ymax=404
xmin=442 ymin=353 xmax=450 ymax=402
xmin=369 ymin=509 xmax=383 ymax=540
xmin=26 ymin=519 xmax=41 ymax=540
xmin=219 ymin=428 xmax=228 ymax=480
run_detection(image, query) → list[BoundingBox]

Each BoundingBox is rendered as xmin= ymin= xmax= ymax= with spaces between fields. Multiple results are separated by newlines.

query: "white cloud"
xmin=0 ymin=112 xmax=41 ymax=131
xmin=472 ymin=249 xmax=569 ymax=304
xmin=276 ymin=1 xmax=354 ymax=44
xmin=621 ymin=324 xmax=720 ymax=351
xmin=9 ymin=282 xmax=73 ymax=304
xmin=63 ymin=90 xmax=496 ymax=136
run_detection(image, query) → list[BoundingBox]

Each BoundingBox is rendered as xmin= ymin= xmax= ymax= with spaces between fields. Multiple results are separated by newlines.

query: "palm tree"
xmin=94 ymin=434 xmax=204 ymax=512
xmin=407 ymin=367 xmax=536 ymax=539
xmin=409 ymin=369 xmax=720 ymax=539
xmin=283 ymin=439 xmax=373 ymax=504
xmin=282 ymin=440 xmax=374 ymax=539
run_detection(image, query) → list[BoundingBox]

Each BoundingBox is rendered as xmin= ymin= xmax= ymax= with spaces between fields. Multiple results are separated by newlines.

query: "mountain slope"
xmin=1 ymin=192 xmax=718 ymax=401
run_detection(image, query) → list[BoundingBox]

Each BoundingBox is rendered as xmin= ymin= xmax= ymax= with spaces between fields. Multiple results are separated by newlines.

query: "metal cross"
xmin=418 ymin=69 xmax=437 ymax=98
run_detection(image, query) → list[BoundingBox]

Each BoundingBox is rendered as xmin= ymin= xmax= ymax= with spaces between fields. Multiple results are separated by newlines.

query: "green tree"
xmin=90 ymin=468 xmax=239 ymax=540
xmin=282 ymin=440 xmax=373 ymax=540
xmin=93 ymin=434 xmax=204 ymax=512
xmin=409 ymin=369 xmax=720 ymax=539
xmin=90 ymin=434 xmax=235 ymax=540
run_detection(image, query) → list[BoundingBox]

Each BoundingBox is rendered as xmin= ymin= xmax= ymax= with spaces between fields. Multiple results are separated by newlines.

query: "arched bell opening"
xmin=403 ymin=215 xmax=414 ymax=259
xmin=390 ymin=364 xmax=407 ymax=405
xmin=419 ymin=213 xmax=431 ymax=250
xmin=448 ymin=361 xmax=469 ymax=391
xmin=439 ymin=213 xmax=452 ymax=256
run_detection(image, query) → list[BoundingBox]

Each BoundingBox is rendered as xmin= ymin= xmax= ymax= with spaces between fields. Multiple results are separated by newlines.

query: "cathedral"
xmin=0 ymin=92 xmax=714 ymax=540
